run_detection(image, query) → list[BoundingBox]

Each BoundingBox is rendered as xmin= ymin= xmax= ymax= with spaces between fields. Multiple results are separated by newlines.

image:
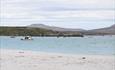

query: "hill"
xmin=0 ymin=24 xmax=115 ymax=36
xmin=85 ymin=24 xmax=115 ymax=35
xmin=27 ymin=24 xmax=85 ymax=32
xmin=0 ymin=26 xmax=83 ymax=37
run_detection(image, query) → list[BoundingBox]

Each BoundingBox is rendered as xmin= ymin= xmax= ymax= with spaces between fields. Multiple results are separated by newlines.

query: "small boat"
xmin=21 ymin=36 xmax=33 ymax=40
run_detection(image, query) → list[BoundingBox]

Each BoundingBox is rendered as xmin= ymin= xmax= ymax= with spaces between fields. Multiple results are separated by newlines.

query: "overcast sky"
xmin=0 ymin=0 xmax=115 ymax=29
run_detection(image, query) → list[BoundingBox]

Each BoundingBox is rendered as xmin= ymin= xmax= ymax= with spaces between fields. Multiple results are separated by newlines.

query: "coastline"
xmin=0 ymin=49 xmax=115 ymax=70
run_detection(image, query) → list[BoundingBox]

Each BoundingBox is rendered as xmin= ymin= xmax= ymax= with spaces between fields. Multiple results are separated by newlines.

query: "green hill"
xmin=0 ymin=26 xmax=83 ymax=37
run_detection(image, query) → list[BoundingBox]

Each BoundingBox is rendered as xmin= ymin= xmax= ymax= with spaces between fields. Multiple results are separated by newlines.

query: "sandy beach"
xmin=0 ymin=49 xmax=115 ymax=70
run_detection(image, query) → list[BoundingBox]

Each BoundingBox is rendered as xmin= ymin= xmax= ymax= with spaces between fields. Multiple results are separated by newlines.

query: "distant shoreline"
xmin=0 ymin=35 xmax=115 ymax=37
xmin=0 ymin=25 xmax=115 ymax=37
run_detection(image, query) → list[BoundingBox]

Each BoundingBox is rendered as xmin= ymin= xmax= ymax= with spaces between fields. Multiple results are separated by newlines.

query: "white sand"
xmin=0 ymin=49 xmax=115 ymax=70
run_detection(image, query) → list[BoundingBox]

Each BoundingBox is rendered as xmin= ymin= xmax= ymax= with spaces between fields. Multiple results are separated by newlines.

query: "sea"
xmin=0 ymin=36 xmax=115 ymax=55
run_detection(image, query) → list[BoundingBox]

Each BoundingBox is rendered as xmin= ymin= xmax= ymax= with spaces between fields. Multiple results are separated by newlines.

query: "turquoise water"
xmin=0 ymin=36 xmax=115 ymax=55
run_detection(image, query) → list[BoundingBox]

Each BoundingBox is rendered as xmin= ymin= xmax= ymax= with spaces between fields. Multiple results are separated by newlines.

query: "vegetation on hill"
xmin=0 ymin=27 xmax=83 ymax=37
xmin=1 ymin=24 xmax=115 ymax=37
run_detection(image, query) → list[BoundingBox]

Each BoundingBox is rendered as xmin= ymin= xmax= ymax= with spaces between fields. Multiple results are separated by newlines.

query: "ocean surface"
xmin=0 ymin=36 xmax=115 ymax=55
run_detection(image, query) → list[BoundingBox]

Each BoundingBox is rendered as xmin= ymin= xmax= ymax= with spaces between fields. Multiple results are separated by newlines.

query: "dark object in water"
xmin=10 ymin=36 xmax=15 ymax=38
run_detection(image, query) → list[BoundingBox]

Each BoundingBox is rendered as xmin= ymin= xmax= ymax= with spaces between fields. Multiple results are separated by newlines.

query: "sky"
xmin=0 ymin=0 xmax=115 ymax=29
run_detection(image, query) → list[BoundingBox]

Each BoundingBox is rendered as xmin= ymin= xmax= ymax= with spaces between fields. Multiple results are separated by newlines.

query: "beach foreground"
xmin=0 ymin=49 xmax=115 ymax=70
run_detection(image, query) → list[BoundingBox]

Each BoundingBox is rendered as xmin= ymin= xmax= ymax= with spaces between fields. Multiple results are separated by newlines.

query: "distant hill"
xmin=0 ymin=26 xmax=83 ymax=37
xmin=0 ymin=24 xmax=115 ymax=36
xmin=110 ymin=24 xmax=115 ymax=28
xmin=86 ymin=24 xmax=115 ymax=35
xmin=28 ymin=24 xmax=115 ymax=35
xmin=27 ymin=24 xmax=85 ymax=32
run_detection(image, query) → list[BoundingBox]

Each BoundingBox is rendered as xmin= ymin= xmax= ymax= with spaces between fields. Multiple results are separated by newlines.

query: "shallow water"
xmin=0 ymin=36 xmax=115 ymax=55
